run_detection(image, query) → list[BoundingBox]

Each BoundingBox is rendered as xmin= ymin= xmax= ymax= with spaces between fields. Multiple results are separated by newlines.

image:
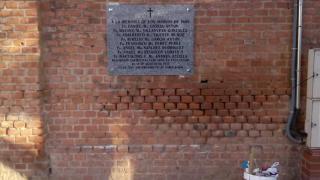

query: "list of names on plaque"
xmin=107 ymin=5 xmax=194 ymax=75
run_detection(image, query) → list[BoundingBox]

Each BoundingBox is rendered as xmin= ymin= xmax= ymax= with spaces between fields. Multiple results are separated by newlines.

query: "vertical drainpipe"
xmin=285 ymin=0 xmax=304 ymax=144
xmin=296 ymin=0 xmax=303 ymax=109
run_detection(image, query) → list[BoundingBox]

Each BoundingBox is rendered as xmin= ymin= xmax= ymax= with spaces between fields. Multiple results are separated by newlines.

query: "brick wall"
xmin=302 ymin=149 xmax=320 ymax=180
xmin=40 ymin=0 xmax=301 ymax=179
xmin=1 ymin=0 xmax=320 ymax=179
xmin=0 ymin=0 xmax=48 ymax=179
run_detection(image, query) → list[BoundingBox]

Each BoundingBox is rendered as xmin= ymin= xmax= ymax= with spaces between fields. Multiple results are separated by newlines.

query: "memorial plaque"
xmin=107 ymin=5 xmax=194 ymax=75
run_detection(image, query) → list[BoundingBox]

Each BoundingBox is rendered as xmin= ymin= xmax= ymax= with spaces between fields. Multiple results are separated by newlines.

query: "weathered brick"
xmin=169 ymin=96 xmax=180 ymax=103
xmin=189 ymin=103 xmax=200 ymax=110
xmin=211 ymin=130 xmax=224 ymax=137
xmin=193 ymin=96 xmax=205 ymax=103
xmin=181 ymin=96 xmax=192 ymax=103
xmin=177 ymin=103 xmax=188 ymax=109
xmin=249 ymin=130 xmax=260 ymax=137
xmin=145 ymin=96 xmax=156 ymax=103
xmin=157 ymin=96 xmax=169 ymax=102
xmin=230 ymin=123 xmax=242 ymax=130
xmin=133 ymin=96 xmax=144 ymax=103
xmin=141 ymin=89 xmax=151 ymax=96
xmin=152 ymin=89 xmax=163 ymax=96
xmin=230 ymin=95 xmax=241 ymax=102
xmin=164 ymin=89 xmax=175 ymax=95
xmin=237 ymin=130 xmax=248 ymax=137
xmin=153 ymin=103 xmax=164 ymax=110
xmin=201 ymin=89 xmax=213 ymax=95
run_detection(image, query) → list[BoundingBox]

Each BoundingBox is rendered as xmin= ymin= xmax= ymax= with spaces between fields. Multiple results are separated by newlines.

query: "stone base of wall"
xmin=302 ymin=148 xmax=320 ymax=180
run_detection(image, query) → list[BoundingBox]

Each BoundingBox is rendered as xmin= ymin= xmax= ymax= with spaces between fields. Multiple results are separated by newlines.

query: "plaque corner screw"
xmin=187 ymin=8 xmax=190 ymax=12
xmin=108 ymin=8 xmax=113 ymax=12
xmin=186 ymin=68 xmax=191 ymax=72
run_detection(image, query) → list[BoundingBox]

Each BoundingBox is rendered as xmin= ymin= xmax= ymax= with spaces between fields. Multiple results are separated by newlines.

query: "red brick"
xmin=169 ymin=96 xmax=180 ymax=103
xmin=165 ymin=103 xmax=176 ymax=110
xmin=141 ymin=89 xmax=151 ymax=96
xmin=211 ymin=130 xmax=224 ymax=137
xmin=255 ymin=95 xmax=266 ymax=102
xmin=117 ymin=89 xmax=128 ymax=96
xmin=251 ymin=102 xmax=261 ymax=109
xmin=204 ymin=109 xmax=216 ymax=116
xmin=201 ymin=89 xmax=213 ymax=95
xmin=145 ymin=96 xmax=156 ymax=103
xmin=243 ymin=95 xmax=254 ymax=102
xmin=177 ymin=130 xmax=188 ymax=137
xmin=193 ymin=110 xmax=203 ymax=116
xmin=243 ymin=123 xmax=254 ymax=130
xmin=267 ymin=124 xmax=278 ymax=130
xmin=128 ymin=89 xmax=139 ymax=96
xmin=181 ymin=96 xmax=192 ymax=103
xmin=205 ymin=96 xmax=218 ymax=102
xmin=176 ymin=89 xmax=187 ymax=95
xmin=219 ymin=123 xmax=230 ymax=130
xmin=260 ymin=130 xmax=272 ymax=137
xmin=198 ymin=116 xmax=210 ymax=123
xmin=157 ymin=110 xmax=170 ymax=116
xmin=121 ymin=96 xmax=132 ymax=103
xmin=0 ymin=128 xmax=7 ymax=135
xmin=189 ymin=130 xmax=200 ymax=138
xmin=211 ymin=116 xmax=222 ymax=123
xmin=255 ymin=123 xmax=267 ymax=130
xmin=117 ymin=103 xmax=128 ymax=110
xmin=152 ymin=89 xmax=163 ymax=96
xmin=174 ymin=117 xmax=187 ymax=124
xmin=237 ymin=130 xmax=248 ymax=137
xmin=164 ymin=89 xmax=175 ymax=95
xmin=225 ymin=102 xmax=236 ymax=109
xmin=223 ymin=116 xmax=234 ymax=123
xmin=201 ymin=102 xmax=212 ymax=109
xmin=249 ymin=130 xmax=260 ymax=137
xmin=213 ymin=89 xmax=224 ymax=95
xmin=141 ymin=103 xmax=152 ymax=110
xmin=164 ymin=117 xmax=174 ymax=123
xmin=153 ymin=103 xmax=164 ymax=110
xmin=238 ymin=102 xmax=249 ymax=109
xmin=230 ymin=95 xmax=241 ymax=102
xmin=260 ymin=116 xmax=272 ymax=123
xmin=1 ymin=121 xmax=13 ymax=128
xmin=105 ymin=103 xmax=116 ymax=110
xmin=157 ymin=96 xmax=169 ymax=102
xmin=248 ymin=116 xmax=259 ymax=123
xmin=207 ymin=123 xmax=218 ymax=130
xmin=189 ymin=103 xmax=200 ymax=110
xmin=133 ymin=96 xmax=144 ymax=103
xmin=177 ymin=103 xmax=188 ymax=109
xmin=217 ymin=109 xmax=229 ymax=116
xmin=193 ymin=96 xmax=205 ymax=103
xmin=230 ymin=123 xmax=242 ymax=130
xmin=235 ymin=116 xmax=247 ymax=123
xmin=267 ymin=95 xmax=279 ymax=101
xmin=213 ymin=103 xmax=224 ymax=109
xmin=26 ymin=121 xmax=42 ymax=128
xmin=7 ymin=128 xmax=19 ymax=135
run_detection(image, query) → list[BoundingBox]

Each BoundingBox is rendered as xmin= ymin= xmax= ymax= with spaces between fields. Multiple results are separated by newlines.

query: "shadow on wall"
xmin=0 ymin=1 xmax=48 ymax=179
xmin=38 ymin=0 xmax=138 ymax=179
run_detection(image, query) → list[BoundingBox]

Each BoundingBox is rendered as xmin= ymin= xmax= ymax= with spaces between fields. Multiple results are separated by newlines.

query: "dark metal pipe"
xmin=285 ymin=0 xmax=303 ymax=144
